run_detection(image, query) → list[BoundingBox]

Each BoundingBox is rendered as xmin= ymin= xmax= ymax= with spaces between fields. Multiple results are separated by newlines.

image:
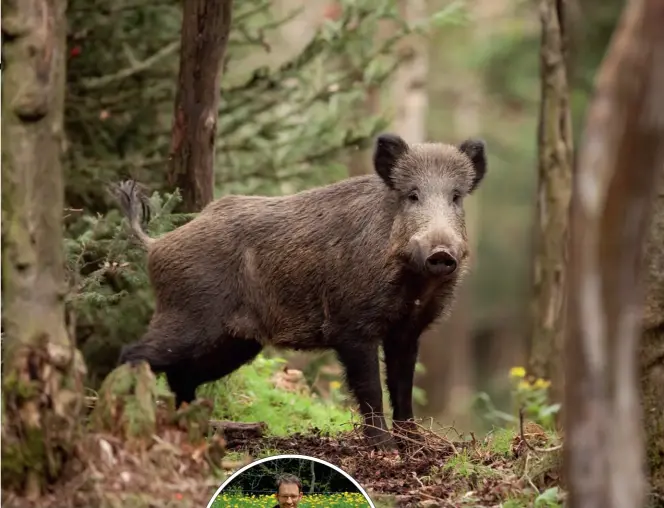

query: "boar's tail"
xmin=109 ymin=180 xmax=155 ymax=249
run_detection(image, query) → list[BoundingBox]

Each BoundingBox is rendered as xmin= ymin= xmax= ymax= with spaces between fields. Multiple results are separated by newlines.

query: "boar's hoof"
xmin=392 ymin=420 xmax=425 ymax=454
xmin=365 ymin=428 xmax=396 ymax=451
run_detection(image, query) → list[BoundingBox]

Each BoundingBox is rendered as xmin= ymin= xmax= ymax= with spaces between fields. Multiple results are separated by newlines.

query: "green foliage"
xmin=65 ymin=0 xmax=414 ymax=206
xmin=510 ymin=372 xmax=560 ymax=431
xmin=485 ymin=427 xmax=516 ymax=457
xmin=195 ymin=354 xmax=356 ymax=436
xmin=501 ymin=488 xmax=564 ymax=508
xmin=442 ymin=449 xmax=500 ymax=479
xmin=534 ymin=487 xmax=564 ymax=508
xmin=64 ymin=188 xmax=189 ymax=385
xmin=217 ymin=0 xmax=410 ymax=197
xmin=211 ymin=492 xmax=370 ymax=508
xmin=471 ymin=367 xmax=560 ymax=431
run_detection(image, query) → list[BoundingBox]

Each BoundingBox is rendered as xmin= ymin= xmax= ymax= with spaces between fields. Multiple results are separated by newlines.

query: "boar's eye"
xmin=452 ymin=191 xmax=462 ymax=204
xmin=407 ymin=190 xmax=420 ymax=202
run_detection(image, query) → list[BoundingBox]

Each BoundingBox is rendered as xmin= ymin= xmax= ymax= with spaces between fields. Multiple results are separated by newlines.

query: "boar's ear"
xmin=373 ymin=133 xmax=409 ymax=188
xmin=458 ymin=138 xmax=487 ymax=193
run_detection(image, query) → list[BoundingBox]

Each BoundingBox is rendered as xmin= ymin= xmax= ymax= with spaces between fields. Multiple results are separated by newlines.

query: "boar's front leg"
xmin=335 ymin=343 xmax=394 ymax=450
xmin=382 ymin=330 xmax=424 ymax=450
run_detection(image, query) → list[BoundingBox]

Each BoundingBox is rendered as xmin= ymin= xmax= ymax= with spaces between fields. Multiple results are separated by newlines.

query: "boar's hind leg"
xmin=117 ymin=319 xmax=207 ymax=407
xmin=119 ymin=315 xmax=263 ymax=408
xmin=166 ymin=335 xmax=264 ymax=408
xmin=335 ymin=343 xmax=393 ymax=450
xmin=382 ymin=331 xmax=424 ymax=447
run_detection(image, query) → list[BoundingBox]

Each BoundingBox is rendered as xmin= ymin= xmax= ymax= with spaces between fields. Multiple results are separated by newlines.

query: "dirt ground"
xmin=228 ymin=429 xmax=547 ymax=507
xmin=2 ymin=423 xmax=558 ymax=508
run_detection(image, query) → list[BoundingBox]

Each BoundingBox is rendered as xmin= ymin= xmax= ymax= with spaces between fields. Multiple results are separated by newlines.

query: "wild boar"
xmin=113 ymin=133 xmax=488 ymax=449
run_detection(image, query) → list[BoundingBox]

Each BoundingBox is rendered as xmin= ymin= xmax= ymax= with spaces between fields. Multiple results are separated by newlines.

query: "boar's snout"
xmin=408 ymin=234 xmax=466 ymax=278
xmin=425 ymin=247 xmax=458 ymax=276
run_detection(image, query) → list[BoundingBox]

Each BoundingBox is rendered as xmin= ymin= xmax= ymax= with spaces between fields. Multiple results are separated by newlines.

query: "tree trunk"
xmin=167 ymin=0 xmax=234 ymax=212
xmin=563 ymin=1 xmax=664 ymax=507
xmin=641 ymin=166 xmax=664 ymax=500
xmin=1 ymin=0 xmax=87 ymax=498
xmin=528 ymin=0 xmax=573 ymax=407
xmin=391 ymin=0 xmax=429 ymax=145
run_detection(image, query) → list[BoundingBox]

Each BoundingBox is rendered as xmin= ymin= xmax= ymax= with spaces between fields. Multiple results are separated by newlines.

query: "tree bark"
xmin=641 ymin=166 xmax=664 ymax=500
xmin=563 ymin=1 xmax=664 ymax=507
xmin=391 ymin=0 xmax=429 ymax=146
xmin=1 ymin=0 xmax=87 ymax=498
xmin=167 ymin=0 xmax=234 ymax=212
xmin=528 ymin=0 xmax=573 ymax=407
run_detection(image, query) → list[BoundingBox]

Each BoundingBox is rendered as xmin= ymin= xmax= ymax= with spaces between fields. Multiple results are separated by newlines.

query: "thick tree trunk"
xmin=528 ymin=0 xmax=573 ymax=407
xmin=1 ymin=0 xmax=87 ymax=498
xmin=167 ymin=0 xmax=234 ymax=212
xmin=641 ymin=167 xmax=664 ymax=500
xmin=563 ymin=1 xmax=664 ymax=507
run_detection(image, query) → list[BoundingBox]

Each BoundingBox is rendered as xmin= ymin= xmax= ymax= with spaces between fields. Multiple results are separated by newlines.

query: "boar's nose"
xmin=425 ymin=247 xmax=458 ymax=276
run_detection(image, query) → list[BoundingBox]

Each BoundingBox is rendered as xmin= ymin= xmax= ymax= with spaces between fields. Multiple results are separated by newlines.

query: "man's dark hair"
xmin=276 ymin=473 xmax=302 ymax=493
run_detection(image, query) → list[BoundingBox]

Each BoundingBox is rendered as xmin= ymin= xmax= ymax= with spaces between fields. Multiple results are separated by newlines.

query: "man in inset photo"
xmin=274 ymin=473 xmax=304 ymax=508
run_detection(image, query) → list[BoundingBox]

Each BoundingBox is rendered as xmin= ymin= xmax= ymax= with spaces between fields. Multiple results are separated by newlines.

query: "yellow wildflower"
xmin=518 ymin=380 xmax=531 ymax=390
xmin=330 ymin=380 xmax=342 ymax=390
xmin=534 ymin=378 xmax=551 ymax=390
xmin=509 ymin=366 xmax=526 ymax=378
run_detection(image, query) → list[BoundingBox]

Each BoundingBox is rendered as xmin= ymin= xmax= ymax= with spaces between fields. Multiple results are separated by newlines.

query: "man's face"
xmin=276 ymin=482 xmax=302 ymax=507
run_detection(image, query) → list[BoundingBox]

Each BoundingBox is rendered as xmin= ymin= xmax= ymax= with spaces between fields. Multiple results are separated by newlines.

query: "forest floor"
xmin=1 ymin=363 xmax=564 ymax=508
xmin=227 ymin=423 xmax=564 ymax=508
xmin=1 ymin=422 xmax=563 ymax=508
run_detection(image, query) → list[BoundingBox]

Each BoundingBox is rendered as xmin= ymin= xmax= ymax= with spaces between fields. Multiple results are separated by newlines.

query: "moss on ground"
xmin=194 ymin=354 xmax=357 ymax=436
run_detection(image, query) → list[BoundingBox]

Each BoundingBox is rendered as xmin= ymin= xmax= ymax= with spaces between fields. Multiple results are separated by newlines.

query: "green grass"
xmin=485 ymin=426 xmax=516 ymax=456
xmin=165 ymin=354 xmax=356 ymax=436
xmin=442 ymin=449 xmax=501 ymax=479
xmin=211 ymin=492 xmax=371 ymax=508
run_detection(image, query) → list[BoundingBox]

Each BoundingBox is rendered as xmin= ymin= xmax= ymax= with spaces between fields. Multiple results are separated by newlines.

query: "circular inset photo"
xmin=207 ymin=454 xmax=375 ymax=508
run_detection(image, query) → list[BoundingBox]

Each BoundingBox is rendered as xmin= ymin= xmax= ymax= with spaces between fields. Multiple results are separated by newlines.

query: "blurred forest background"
xmin=57 ymin=0 xmax=621 ymax=433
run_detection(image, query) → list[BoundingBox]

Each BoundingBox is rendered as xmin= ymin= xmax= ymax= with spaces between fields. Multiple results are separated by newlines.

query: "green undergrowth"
xmin=437 ymin=426 xmax=564 ymax=508
xmin=155 ymin=354 xmax=356 ymax=437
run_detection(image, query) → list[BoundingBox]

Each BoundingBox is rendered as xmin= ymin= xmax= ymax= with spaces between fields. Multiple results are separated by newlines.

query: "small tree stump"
xmin=90 ymin=362 xmax=162 ymax=446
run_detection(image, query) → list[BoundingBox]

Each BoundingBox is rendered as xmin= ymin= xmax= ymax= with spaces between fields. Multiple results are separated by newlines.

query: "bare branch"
xmin=80 ymin=41 xmax=180 ymax=91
